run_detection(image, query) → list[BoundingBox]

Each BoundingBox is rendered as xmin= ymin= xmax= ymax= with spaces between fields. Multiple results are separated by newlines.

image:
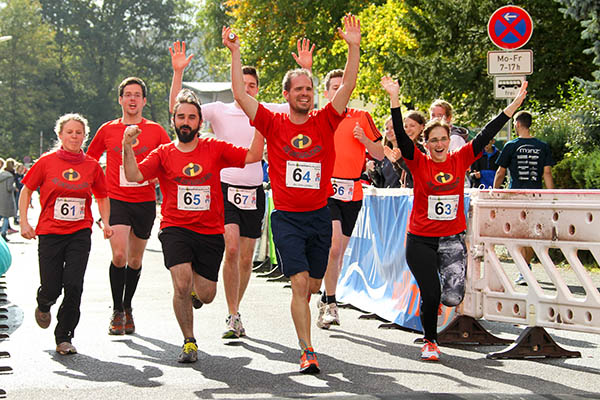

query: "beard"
xmin=175 ymin=124 xmax=199 ymax=143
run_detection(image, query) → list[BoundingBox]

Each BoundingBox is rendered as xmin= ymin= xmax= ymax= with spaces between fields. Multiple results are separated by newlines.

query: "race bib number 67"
xmin=427 ymin=195 xmax=459 ymax=220
xmin=285 ymin=161 xmax=321 ymax=189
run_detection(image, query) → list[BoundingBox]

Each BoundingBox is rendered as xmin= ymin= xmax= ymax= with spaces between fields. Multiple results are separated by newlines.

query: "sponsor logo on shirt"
xmin=62 ymin=168 xmax=81 ymax=182
xmin=291 ymin=134 xmax=312 ymax=150
xmin=434 ymin=172 xmax=453 ymax=184
xmin=182 ymin=163 xmax=202 ymax=177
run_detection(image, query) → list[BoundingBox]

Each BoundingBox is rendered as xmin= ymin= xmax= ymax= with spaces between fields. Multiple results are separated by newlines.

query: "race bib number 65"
xmin=177 ymin=185 xmax=210 ymax=211
xmin=427 ymin=195 xmax=459 ymax=220
xmin=285 ymin=161 xmax=321 ymax=189
xmin=54 ymin=197 xmax=85 ymax=221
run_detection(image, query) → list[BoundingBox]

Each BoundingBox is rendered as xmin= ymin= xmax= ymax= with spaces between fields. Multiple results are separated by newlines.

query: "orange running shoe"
xmin=299 ymin=347 xmax=320 ymax=374
xmin=421 ymin=339 xmax=441 ymax=361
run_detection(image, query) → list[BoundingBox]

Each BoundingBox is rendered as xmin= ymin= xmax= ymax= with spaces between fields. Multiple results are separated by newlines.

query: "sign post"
xmin=487 ymin=6 xmax=534 ymax=141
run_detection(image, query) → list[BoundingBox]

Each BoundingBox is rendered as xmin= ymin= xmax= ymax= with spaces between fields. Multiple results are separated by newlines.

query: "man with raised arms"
xmin=168 ymin=40 xmax=313 ymax=339
xmin=223 ymin=14 xmax=361 ymax=374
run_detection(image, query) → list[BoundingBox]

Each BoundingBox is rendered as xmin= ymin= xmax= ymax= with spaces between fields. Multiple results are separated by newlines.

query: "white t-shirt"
xmin=201 ymin=101 xmax=289 ymax=186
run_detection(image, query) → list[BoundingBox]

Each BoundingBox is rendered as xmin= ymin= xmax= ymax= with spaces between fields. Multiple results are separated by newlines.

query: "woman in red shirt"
xmin=381 ymin=76 xmax=527 ymax=362
xmin=19 ymin=113 xmax=112 ymax=355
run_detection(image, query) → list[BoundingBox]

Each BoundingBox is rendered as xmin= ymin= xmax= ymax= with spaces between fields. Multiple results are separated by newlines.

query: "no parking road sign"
xmin=488 ymin=5 xmax=533 ymax=50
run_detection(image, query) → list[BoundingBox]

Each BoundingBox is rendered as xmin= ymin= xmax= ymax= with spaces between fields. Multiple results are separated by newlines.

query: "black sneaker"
xmin=191 ymin=291 xmax=203 ymax=309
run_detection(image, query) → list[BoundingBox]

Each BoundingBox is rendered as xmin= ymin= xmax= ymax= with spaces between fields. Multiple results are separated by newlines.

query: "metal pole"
xmin=506 ymin=99 xmax=512 ymax=140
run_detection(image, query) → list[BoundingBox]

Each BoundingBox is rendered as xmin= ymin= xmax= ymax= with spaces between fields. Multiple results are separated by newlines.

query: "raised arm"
xmin=122 ymin=125 xmax=145 ymax=183
xmin=292 ymin=38 xmax=315 ymax=72
xmin=245 ymin=129 xmax=266 ymax=164
xmin=381 ymin=76 xmax=414 ymax=160
xmin=169 ymin=40 xmax=194 ymax=114
xmin=223 ymin=26 xmax=259 ymax=120
xmin=330 ymin=14 xmax=361 ymax=115
xmin=472 ymin=81 xmax=528 ymax=155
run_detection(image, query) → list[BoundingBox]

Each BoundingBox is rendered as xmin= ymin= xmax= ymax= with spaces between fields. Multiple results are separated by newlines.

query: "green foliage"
xmin=530 ymin=80 xmax=600 ymax=188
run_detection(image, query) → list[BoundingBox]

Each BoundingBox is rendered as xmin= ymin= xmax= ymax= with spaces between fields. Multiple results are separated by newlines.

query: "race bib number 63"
xmin=427 ymin=195 xmax=459 ymax=220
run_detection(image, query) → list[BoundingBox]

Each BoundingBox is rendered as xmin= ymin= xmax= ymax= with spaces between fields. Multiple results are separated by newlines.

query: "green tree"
xmin=0 ymin=0 xmax=61 ymax=160
xmin=555 ymin=0 xmax=600 ymax=97
xmin=39 ymin=0 xmax=198 ymax=133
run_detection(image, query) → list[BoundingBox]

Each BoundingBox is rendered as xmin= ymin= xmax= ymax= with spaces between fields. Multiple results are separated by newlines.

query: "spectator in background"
xmin=493 ymin=110 xmax=555 ymax=285
xmin=469 ymin=139 xmax=500 ymax=189
xmin=0 ymin=158 xmax=17 ymax=242
xmin=366 ymin=117 xmax=402 ymax=188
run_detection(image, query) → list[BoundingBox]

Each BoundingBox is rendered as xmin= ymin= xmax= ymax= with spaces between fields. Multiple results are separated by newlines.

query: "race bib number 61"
xmin=285 ymin=161 xmax=321 ymax=189
xmin=54 ymin=197 xmax=85 ymax=221
xmin=427 ymin=195 xmax=459 ymax=220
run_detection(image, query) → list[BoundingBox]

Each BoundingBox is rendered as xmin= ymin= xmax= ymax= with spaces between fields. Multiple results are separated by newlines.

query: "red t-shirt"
xmin=250 ymin=102 xmax=345 ymax=212
xmin=405 ymin=142 xmax=476 ymax=237
xmin=22 ymin=152 xmax=107 ymax=235
xmin=87 ymin=118 xmax=171 ymax=203
xmin=137 ymin=139 xmax=247 ymax=234
xmin=331 ymin=108 xmax=381 ymax=201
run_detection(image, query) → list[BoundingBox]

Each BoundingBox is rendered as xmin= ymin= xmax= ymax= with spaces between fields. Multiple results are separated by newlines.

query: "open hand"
xmin=169 ymin=40 xmax=194 ymax=73
xmin=338 ymin=14 xmax=360 ymax=47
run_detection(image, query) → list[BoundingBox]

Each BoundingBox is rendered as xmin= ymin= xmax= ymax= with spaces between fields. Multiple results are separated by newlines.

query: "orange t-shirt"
xmin=331 ymin=109 xmax=382 ymax=201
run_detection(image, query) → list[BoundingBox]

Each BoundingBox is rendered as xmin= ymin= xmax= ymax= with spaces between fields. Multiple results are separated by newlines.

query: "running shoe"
xmin=222 ymin=313 xmax=242 ymax=339
xmin=124 ymin=308 xmax=135 ymax=334
xmin=191 ymin=291 xmax=203 ymax=309
xmin=323 ymin=303 xmax=340 ymax=326
xmin=56 ymin=342 xmax=77 ymax=355
xmin=316 ymin=299 xmax=329 ymax=329
xmin=108 ymin=310 xmax=125 ymax=335
xmin=34 ymin=307 xmax=51 ymax=329
xmin=238 ymin=312 xmax=246 ymax=337
xmin=299 ymin=347 xmax=320 ymax=374
xmin=178 ymin=341 xmax=198 ymax=363
xmin=514 ymin=273 xmax=527 ymax=286
xmin=421 ymin=339 xmax=441 ymax=361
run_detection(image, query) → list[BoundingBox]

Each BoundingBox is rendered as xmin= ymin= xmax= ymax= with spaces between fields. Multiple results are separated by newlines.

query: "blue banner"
xmin=337 ymin=191 xmax=467 ymax=332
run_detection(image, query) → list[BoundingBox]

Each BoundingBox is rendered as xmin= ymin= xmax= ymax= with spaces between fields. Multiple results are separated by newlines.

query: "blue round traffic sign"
xmin=488 ymin=6 xmax=533 ymax=50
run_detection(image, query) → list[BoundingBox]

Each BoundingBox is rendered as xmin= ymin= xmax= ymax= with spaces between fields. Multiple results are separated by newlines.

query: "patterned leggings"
xmin=405 ymin=232 xmax=467 ymax=342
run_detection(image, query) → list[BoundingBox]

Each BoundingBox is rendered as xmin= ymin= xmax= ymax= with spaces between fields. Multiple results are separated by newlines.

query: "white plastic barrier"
xmin=465 ymin=189 xmax=600 ymax=334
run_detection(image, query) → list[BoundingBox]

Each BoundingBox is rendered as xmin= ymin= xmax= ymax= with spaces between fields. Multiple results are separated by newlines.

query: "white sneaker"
xmin=323 ymin=303 xmax=340 ymax=326
xmin=222 ymin=313 xmax=242 ymax=339
xmin=316 ymin=299 xmax=329 ymax=329
xmin=514 ymin=273 xmax=527 ymax=286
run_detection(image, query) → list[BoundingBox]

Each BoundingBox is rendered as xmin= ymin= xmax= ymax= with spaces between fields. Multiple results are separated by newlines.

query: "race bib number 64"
xmin=285 ymin=161 xmax=321 ymax=189
xmin=427 ymin=195 xmax=459 ymax=220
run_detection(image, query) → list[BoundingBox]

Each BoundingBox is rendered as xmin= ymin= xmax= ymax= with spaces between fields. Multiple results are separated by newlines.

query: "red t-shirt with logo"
xmin=137 ymin=139 xmax=247 ymax=234
xmin=87 ymin=118 xmax=171 ymax=203
xmin=22 ymin=152 xmax=107 ymax=235
xmin=332 ymin=108 xmax=382 ymax=201
xmin=250 ymin=102 xmax=345 ymax=212
xmin=405 ymin=142 xmax=476 ymax=237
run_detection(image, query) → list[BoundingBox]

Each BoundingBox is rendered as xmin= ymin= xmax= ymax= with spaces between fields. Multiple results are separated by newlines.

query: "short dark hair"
xmin=242 ymin=66 xmax=259 ymax=86
xmin=282 ymin=68 xmax=313 ymax=92
xmin=514 ymin=111 xmax=532 ymax=129
xmin=423 ymin=118 xmax=450 ymax=142
xmin=118 ymin=77 xmax=147 ymax=98
xmin=323 ymin=69 xmax=344 ymax=91
xmin=172 ymin=89 xmax=202 ymax=122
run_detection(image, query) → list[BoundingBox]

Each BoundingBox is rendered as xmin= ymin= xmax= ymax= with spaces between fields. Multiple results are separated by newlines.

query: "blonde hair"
xmin=52 ymin=113 xmax=90 ymax=151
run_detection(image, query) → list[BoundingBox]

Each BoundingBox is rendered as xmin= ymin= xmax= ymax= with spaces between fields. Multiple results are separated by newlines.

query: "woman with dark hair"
xmin=381 ymin=76 xmax=527 ymax=361
xmin=19 ymin=113 xmax=112 ymax=355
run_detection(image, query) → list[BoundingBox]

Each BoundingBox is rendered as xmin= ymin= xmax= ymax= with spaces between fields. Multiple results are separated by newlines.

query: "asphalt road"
xmin=1 ymin=207 xmax=599 ymax=399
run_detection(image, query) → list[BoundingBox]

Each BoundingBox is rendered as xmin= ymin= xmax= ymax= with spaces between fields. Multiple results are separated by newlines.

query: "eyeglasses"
xmin=427 ymin=137 xmax=449 ymax=144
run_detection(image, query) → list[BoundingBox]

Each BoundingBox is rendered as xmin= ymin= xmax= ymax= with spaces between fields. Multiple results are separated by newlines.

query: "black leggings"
xmin=37 ymin=229 xmax=91 ymax=344
xmin=405 ymin=232 xmax=467 ymax=342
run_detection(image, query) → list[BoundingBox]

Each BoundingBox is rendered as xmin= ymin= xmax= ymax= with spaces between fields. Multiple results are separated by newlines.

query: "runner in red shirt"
xmin=381 ymin=76 xmax=528 ymax=362
xmin=122 ymin=90 xmax=264 ymax=363
xmin=223 ymin=14 xmax=361 ymax=374
xmin=315 ymin=69 xmax=384 ymax=329
xmin=19 ymin=113 xmax=112 ymax=355
xmin=87 ymin=77 xmax=171 ymax=335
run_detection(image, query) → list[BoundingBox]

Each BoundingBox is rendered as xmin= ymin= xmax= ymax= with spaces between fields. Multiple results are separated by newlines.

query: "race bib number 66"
xmin=285 ymin=161 xmax=321 ymax=189
xmin=427 ymin=195 xmax=459 ymax=220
